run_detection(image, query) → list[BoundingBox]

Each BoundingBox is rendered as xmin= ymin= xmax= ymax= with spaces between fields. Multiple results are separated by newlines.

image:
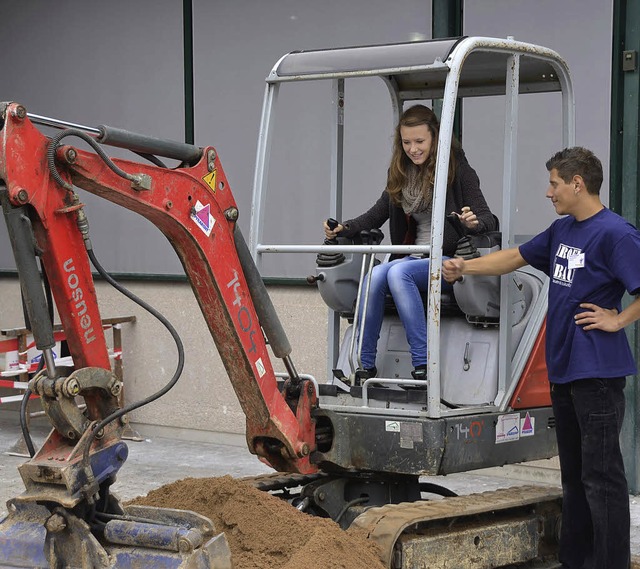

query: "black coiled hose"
xmin=80 ymin=247 xmax=185 ymax=470
xmin=46 ymin=129 xmax=144 ymax=191
xmin=19 ymin=381 xmax=38 ymax=457
xmin=19 ymin=259 xmax=54 ymax=458
xmin=43 ymin=129 xmax=185 ymax=472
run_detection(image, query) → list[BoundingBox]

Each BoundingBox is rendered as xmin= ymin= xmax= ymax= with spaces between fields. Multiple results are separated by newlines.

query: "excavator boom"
xmin=0 ymin=102 xmax=315 ymax=568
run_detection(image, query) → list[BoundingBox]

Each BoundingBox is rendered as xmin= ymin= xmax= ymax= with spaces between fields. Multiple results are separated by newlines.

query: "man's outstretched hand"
xmin=442 ymin=258 xmax=465 ymax=283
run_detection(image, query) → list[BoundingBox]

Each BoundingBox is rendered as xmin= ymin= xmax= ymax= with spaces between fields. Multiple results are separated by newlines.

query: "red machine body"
xmin=0 ymin=102 xmax=316 ymax=477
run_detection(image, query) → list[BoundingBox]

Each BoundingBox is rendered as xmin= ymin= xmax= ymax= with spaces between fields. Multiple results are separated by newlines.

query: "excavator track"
xmin=243 ymin=472 xmax=564 ymax=569
xmin=352 ymin=485 xmax=563 ymax=569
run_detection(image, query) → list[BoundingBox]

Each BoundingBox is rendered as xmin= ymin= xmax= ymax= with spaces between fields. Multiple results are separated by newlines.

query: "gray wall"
xmin=0 ymin=0 xmax=431 ymax=276
xmin=1 ymin=1 xmax=611 ymax=277
xmin=462 ymin=0 xmax=612 ymax=239
xmin=0 ymin=0 xmax=615 ymax=438
xmin=0 ymin=0 xmax=185 ymax=274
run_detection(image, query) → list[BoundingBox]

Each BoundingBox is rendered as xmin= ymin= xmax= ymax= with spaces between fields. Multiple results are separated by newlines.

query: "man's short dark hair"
xmin=546 ymin=147 xmax=603 ymax=195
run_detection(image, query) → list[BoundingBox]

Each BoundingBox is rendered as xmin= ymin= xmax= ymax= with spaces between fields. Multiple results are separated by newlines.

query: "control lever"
xmin=306 ymin=274 xmax=324 ymax=284
xmin=446 ymin=212 xmax=467 ymax=238
xmin=447 ymin=213 xmax=480 ymax=260
xmin=316 ymin=218 xmax=345 ymax=268
xmin=369 ymin=228 xmax=383 ymax=245
xmin=325 ymin=217 xmax=340 ymax=244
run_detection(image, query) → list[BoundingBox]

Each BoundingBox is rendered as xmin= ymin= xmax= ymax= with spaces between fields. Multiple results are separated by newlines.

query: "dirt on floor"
xmin=126 ymin=475 xmax=386 ymax=569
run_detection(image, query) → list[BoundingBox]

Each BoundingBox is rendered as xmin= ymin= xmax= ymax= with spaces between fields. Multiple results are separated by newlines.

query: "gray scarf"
xmin=400 ymin=166 xmax=433 ymax=215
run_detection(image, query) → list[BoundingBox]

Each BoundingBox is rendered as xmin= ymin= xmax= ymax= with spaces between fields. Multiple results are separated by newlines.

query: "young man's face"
xmin=546 ymin=168 xmax=579 ymax=216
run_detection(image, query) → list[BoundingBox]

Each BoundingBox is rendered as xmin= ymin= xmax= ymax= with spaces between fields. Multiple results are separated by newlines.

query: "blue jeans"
xmin=550 ymin=377 xmax=630 ymax=569
xmin=358 ymin=256 xmax=451 ymax=369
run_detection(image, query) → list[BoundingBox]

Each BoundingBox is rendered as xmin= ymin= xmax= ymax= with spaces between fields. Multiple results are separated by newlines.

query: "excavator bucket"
xmin=0 ymin=501 xmax=233 ymax=569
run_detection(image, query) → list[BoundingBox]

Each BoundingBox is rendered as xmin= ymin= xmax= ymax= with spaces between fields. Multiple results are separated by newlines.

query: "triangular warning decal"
xmin=202 ymin=170 xmax=217 ymax=192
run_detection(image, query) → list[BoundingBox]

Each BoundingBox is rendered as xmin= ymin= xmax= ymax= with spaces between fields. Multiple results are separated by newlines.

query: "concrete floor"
xmin=1 ymin=415 xmax=639 ymax=564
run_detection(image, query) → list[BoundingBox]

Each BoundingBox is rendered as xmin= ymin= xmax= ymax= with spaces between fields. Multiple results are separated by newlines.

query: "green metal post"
xmin=431 ymin=0 xmax=463 ymax=140
xmin=432 ymin=0 xmax=462 ymax=39
xmin=611 ymin=0 xmax=640 ymax=494
xmin=183 ymin=0 xmax=195 ymax=145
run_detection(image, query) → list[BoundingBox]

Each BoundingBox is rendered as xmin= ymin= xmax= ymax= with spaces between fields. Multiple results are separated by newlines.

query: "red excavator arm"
xmin=0 ymin=102 xmax=317 ymax=493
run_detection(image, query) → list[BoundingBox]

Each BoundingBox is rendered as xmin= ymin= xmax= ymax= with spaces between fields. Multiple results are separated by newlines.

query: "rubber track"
xmin=351 ymin=485 xmax=563 ymax=567
xmin=242 ymin=474 xmax=640 ymax=569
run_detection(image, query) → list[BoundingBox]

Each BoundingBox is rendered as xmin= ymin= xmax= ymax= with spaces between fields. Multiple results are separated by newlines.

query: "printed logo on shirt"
xmin=552 ymin=243 xmax=582 ymax=288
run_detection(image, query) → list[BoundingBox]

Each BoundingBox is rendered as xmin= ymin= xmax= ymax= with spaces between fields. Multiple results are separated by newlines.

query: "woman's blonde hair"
xmin=386 ymin=105 xmax=457 ymax=206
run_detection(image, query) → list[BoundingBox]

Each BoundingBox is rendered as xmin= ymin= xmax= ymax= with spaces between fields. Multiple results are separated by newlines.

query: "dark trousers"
xmin=550 ymin=377 xmax=630 ymax=569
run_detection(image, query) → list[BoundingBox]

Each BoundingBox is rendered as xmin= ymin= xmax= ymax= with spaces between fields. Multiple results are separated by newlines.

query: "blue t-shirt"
xmin=519 ymin=208 xmax=640 ymax=383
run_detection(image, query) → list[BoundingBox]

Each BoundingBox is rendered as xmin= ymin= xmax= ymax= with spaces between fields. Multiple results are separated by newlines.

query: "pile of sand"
xmin=127 ymin=475 xmax=386 ymax=569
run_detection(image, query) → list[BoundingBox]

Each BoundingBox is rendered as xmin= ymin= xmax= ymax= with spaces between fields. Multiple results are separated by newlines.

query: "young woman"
xmin=323 ymin=105 xmax=497 ymax=385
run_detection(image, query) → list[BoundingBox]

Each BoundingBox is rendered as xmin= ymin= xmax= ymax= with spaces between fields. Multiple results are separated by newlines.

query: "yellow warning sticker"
xmin=202 ymin=170 xmax=217 ymax=192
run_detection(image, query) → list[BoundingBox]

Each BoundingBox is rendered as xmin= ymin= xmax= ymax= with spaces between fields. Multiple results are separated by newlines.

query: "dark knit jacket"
xmin=341 ymin=150 xmax=497 ymax=257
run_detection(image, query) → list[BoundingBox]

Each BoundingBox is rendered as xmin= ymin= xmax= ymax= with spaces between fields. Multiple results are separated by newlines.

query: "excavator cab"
xmin=250 ymin=35 xmax=575 ymax=427
xmin=247 ymin=38 xmax=575 ymax=566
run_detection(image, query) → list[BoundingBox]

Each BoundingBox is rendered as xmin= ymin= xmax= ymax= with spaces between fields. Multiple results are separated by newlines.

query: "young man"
xmin=442 ymin=147 xmax=640 ymax=569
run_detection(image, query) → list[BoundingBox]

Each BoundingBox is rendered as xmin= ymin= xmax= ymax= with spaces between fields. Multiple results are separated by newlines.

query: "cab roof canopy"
xmin=268 ymin=36 xmax=570 ymax=100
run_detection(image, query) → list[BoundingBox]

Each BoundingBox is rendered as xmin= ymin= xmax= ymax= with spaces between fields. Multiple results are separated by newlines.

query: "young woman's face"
xmin=400 ymin=124 xmax=433 ymax=166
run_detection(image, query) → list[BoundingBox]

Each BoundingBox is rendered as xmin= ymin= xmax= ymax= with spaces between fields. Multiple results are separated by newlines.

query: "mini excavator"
xmin=0 ymin=37 xmax=574 ymax=568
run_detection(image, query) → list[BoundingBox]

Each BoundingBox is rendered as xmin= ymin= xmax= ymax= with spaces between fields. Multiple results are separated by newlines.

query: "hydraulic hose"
xmin=19 ymin=385 xmax=37 ymax=457
xmin=19 ymin=266 xmax=51 ymax=458
xmin=334 ymin=496 xmax=369 ymax=524
xmin=81 ymin=246 xmax=185 ymax=469
xmin=44 ymin=131 xmax=186 ymax=464
xmin=2 ymin=187 xmax=55 ymax=457
xmin=47 ymin=129 xmax=148 ymax=192
xmin=19 ymin=261 xmax=56 ymax=457
xmin=18 ymin=289 xmax=37 ymax=457
xmin=44 ymin=130 xmax=186 ymax=474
